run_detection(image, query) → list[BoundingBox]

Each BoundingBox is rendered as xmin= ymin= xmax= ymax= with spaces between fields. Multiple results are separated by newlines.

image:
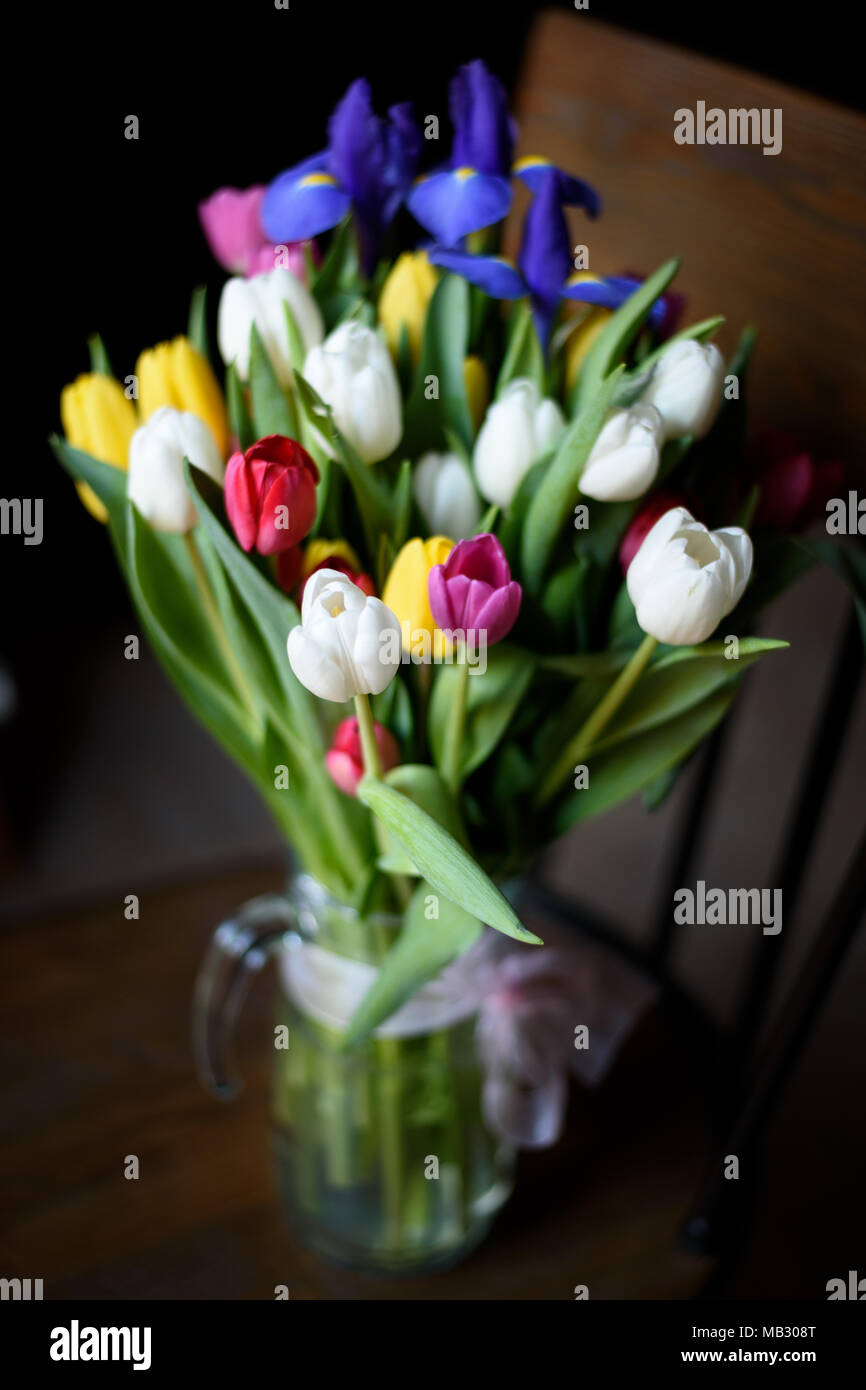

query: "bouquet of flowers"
xmin=52 ymin=60 xmax=856 ymax=1271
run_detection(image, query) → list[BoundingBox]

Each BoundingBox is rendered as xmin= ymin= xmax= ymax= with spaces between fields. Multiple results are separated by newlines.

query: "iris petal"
xmin=407 ymin=168 xmax=512 ymax=245
xmin=262 ymin=170 xmax=351 ymax=243
xmin=514 ymin=157 xmax=601 ymax=218
xmin=426 ymin=245 xmax=526 ymax=299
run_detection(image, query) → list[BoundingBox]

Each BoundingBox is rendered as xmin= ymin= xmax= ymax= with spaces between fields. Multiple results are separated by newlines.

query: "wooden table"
xmin=1 ymin=862 xmax=718 ymax=1300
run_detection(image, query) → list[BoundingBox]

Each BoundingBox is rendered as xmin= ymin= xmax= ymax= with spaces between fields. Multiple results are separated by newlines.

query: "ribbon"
xmin=279 ymin=926 xmax=655 ymax=1150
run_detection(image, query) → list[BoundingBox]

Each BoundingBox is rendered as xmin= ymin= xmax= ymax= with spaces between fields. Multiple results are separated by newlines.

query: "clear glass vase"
xmin=193 ymin=873 xmax=516 ymax=1275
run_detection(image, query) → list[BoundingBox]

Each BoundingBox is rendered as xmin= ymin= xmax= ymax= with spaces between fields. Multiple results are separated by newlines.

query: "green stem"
xmin=184 ymin=531 xmax=260 ymax=724
xmin=354 ymin=692 xmax=383 ymax=779
xmin=535 ymin=633 xmax=658 ymax=807
xmin=441 ymin=652 xmax=470 ymax=792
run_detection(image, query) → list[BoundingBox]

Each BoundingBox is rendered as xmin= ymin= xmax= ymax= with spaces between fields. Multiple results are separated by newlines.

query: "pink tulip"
xmin=428 ymin=532 xmax=521 ymax=646
xmin=325 ymin=717 xmax=400 ymax=796
xmin=198 ymin=186 xmax=269 ymax=275
xmin=198 ymin=186 xmax=315 ymax=281
xmin=224 ymin=435 xmax=319 ymax=555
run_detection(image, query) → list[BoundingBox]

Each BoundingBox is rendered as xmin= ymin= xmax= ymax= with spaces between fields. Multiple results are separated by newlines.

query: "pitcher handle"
xmin=192 ymin=892 xmax=298 ymax=1100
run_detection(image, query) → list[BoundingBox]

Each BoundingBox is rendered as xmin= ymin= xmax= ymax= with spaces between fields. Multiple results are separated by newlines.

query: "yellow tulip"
xmin=302 ymin=538 xmax=361 ymax=577
xmin=135 ymin=336 xmax=230 ymax=457
xmin=382 ymin=536 xmax=454 ymax=649
xmin=563 ymin=274 xmax=611 ymax=394
xmin=378 ymin=252 xmax=438 ymax=361
xmin=463 ymin=355 xmax=489 ymax=434
xmin=60 ymin=373 xmax=138 ymax=522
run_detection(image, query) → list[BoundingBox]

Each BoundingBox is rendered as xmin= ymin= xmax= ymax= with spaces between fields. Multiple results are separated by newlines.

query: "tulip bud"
xmin=287 ymin=569 xmax=401 ymax=703
xmin=463 ymin=355 xmax=489 ymax=433
xmin=127 ymin=407 xmax=225 ymax=534
xmin=626 ymin=506 xmax=753 ymax=646
xmin=640 ymin=338 xmax=724 ymax=441
xmin=325 ymin=715 xmax=400 ymax=796
xmin=382 ymin=536 xmax=454 ymax=651
xmin=413 ymin=452 xmax=481 ymax=540
xmin=60 ymin=373 xmax=139 ymax=522
xmin=579 ymin=404 xmax=665 ymax=503
xmin=428 ymin=533 xmax=522 ymax=646
xmin=135 ymin=336 xmax=230 ymax=457
xmin=224 ymin=435 xmax=319 ymax=555
xmin=473 ymin=378 xmax=565 ymax=508
xmin=218 ymin=268 xmax=324 ymax=388
xmin=303 ymin=321 xmax=403 ymax=465
xmin=378 ymin=251 xmax=438 ymax=361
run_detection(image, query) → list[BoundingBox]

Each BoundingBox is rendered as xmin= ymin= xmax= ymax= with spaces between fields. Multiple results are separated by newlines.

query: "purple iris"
xmin=428 ymin=165 xmax=603 ymax=346
xmin=406 ymin=59 xmax=515 ymax=245
xmin=428 ymin=533 xmax=522 ymax=647
xmin=262 ymin=80 xmax=420 ymax=275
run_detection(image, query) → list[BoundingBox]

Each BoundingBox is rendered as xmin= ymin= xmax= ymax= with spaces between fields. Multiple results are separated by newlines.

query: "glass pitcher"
xmin=192 ymin=872 xmax=516 ymax=1274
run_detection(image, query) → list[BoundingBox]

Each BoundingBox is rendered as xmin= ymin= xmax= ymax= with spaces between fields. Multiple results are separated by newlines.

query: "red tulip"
xmin=224 ymin=435 xmax=319 ymax=555
xmin=276 ymin=545 xmax=304 ymax=595
xmin=324 ymin=716 xmax=400 ymax=797
xmin=619 ymin=491 xmax=688 ymax=573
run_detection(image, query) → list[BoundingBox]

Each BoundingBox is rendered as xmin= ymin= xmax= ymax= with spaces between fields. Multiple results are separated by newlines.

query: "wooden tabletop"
xmin=0 ymin=862 xmax=718 ymax=1300
xmin=512 ymin=12 xmax=866 ymax=460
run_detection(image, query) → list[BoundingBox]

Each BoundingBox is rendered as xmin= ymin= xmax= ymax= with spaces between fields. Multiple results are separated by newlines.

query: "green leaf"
xmin=50 ymin=436 xmax=127 ymax=532
xmin=592 ymin=638 xmax=788 ymax=752
xmin=496 ymin=301 xmax=544 ymax=397
xmin=187 ymin=287 xmax=208 ymax=358
xmin=375 ymin=762 xmax=467 ymax=873
xmin=429 ymin=644 xmax=536 ymax=783
xmin=357 ymin=775 xmax=542 ymax=945
xmin=402 ymin=274 xmax=473 ymax=456
xmin=249 ymin=322 xmax=297 ymax=437
xmin=225 ymin=363 xmax=255 ymax=452
xmin=282 ymin=300 xmax=308 ymax=375
xmin=342 ymin=885 xmax=483 ymax=1048
xmin=521 ymin=366 xmax=623 ymax=594
xmin=87 ymin=333 xmax=113 ymax=376
xmin=554 ymin=687 xmax=736 ymax=830
xmin=573 ymin=258 xmax=680 ymax=412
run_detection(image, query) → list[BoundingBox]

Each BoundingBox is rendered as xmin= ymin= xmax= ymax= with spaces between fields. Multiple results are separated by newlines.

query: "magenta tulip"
xmin=428 ymin=532 xmax=522 ymax=645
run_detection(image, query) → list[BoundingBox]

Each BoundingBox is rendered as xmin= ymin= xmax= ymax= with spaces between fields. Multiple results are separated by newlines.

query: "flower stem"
xmin=353 ymin=692 xmax=383 ymax=779
xmin=535 ymin=633 xmax=658 ymax=807
xmin=184 ymin=531 xmax=260 ymax=725
xmin=441 ymin=652 xmax=470 ymax=793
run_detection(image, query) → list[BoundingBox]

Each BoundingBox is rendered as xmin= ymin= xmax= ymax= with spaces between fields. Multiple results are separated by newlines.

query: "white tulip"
xmin=579 ymin=404 xmax=665 ymax=502
xmin=413 ymin=451 xmax=481 ymax=540
xmin=287 ymin=569 xmax=401 ymax=703
xmin=640 ymin=338 xmax=725 ymax=441
xmin=303 ymin=322 xmax=402 ymax=465
xmin=473 ymin=378 xmax=565 ymax=508
xmin=218 ymin=268 xmax=324 ymax=388
xmin=127 ymin=407 xmax=224 ymax=534
xmin=626 ymin=506 xmax=753 ymax=646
